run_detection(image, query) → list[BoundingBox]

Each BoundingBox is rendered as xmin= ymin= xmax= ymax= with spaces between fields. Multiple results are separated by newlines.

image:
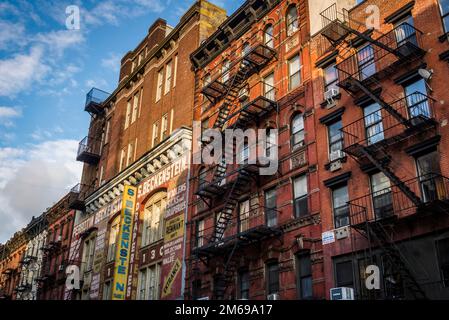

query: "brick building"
xmin=36 ymin=194 xmax=75 ymax=300
xmin=66 ymin=1 xmax=226 ymax=300
xmin=16 ymin=214 xmax=48 ymax=300
xmin=186 ymin=0 xmax=328 ymax=300
xmin=312 ymin=0 xmax=449 ymax=299
xmin=0 ymin=231 xmax=27 ymax=300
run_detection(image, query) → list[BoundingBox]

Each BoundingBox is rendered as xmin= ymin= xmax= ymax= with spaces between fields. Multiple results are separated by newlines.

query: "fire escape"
xmin=191 ymin=37 xmax=280 ymax=299
xmin=319 ymin=4 xmax=449 ymax=299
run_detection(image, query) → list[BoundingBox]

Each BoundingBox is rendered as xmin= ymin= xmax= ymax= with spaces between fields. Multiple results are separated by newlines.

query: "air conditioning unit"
xmin=324 ymin=88 xmax=339 ymax=105
xmin=330 ymin=287 xmax=354 ymax=300
xmin=267 ymin=293 xmax=280 ymax=300
xmin=329 ymin=150 xmax=344 ymax=162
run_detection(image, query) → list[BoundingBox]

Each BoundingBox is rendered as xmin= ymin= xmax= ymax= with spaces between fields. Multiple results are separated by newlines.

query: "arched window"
xmin=286 ymin=5 xmax=299 ymax=36
xmin=264 ymin=24 xmax=274 ymax=48
xmin=141 ymin=191 xmax=167 ymax=246
xmin=291 ymin=114 xmax=305 ymax=149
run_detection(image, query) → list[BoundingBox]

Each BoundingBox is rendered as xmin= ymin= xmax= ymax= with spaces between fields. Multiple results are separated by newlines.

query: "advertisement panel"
xmin=112 ymin=185 xmax=137 ymax=300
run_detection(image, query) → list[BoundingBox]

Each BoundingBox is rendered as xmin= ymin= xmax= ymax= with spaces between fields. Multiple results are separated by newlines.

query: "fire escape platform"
xmin=228 ymin=96 xmax=277 ymax=129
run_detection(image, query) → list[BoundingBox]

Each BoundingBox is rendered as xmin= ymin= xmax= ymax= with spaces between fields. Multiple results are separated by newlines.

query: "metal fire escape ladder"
xmin=350 ymin=79 xmax=410 ymax=126
xmin=362 ymin=219 xmax=427 ymax=299
xmin=359 ymin=147 xmax=422 ymax=207
xmin=214 ymin=241 xmax=239 ymax=299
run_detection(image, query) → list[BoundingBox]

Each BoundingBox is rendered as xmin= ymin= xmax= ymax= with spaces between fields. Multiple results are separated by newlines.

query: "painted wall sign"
xmin=112 ymin=185 xmax=137 ymax=300
xmin=161 ymin=258 xmax=182 ymax=298
xmin=164 ymin=215 xmax=184 ymax=242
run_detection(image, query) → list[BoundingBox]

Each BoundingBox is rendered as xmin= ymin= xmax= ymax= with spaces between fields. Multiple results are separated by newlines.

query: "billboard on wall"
xmin=112 ymin=185 xmax=137 ymax=300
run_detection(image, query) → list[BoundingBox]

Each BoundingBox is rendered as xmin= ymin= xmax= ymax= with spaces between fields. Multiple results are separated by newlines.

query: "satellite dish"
xmin=418 ymin=68 xmax=433 ymax=80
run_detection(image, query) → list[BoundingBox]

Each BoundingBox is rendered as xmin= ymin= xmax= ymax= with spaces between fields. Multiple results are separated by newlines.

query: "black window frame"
xmin=266 ymin=261 xmax=280 ymax=295
xmin=297 ymin=253 xmax=313 ymax=299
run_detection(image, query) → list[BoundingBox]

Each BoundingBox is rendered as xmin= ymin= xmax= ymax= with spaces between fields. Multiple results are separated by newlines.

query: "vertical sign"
xmin=112 ymin=185 xmax=137 ymax=300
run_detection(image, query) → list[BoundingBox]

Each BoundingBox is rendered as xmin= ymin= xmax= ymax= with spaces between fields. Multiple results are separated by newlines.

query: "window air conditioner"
xmin=267 ymin=293 xmax=280 ymax=300
xmin=329 ymin=150 xmax=344 ymax=162
xmin=324 ymin=88 xmax=339 ymax=105
xmin=330 ymin=287 xmax=354 ymax=300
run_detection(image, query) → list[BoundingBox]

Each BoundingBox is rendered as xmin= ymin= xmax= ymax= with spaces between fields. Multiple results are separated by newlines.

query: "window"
xmin=125 ymin=100 xmax=131 ymax=129
xmin=264 ymin=73 xmax=275 ymax=101
xmin=105 ymin=120 xmax=110 ymax=144
xmin=215 ymin=212 xmax=226 ymax=241
xmin=297 ymin=253 xmax=313 ymax=299
xmin=364 ymin=103 xmax=384 ymax=145
xmin=371 ymin=172 xmax=393 ymax=219
xmin=152 ymin=121 xmax=160 ymax=147
xmin=170 ymin=108 xmax=174 ymax=134
xmin=137 ymin=263 xmax=161 ymax=300
xmin=102 ymin=281 xmax=112 ymax=300
xmin=291 ymin=114 xmax=305 ymax=149
xmin=436 ymin=238 xmax=449 ymax=287
xmin=126 ymin=143 xmax=134 ymax=167
xmin=265 ymin=188 xmax=277 ymax=227
xmin=324 ymin=63 xmax=339 ymax=93
xmin=131 ymin=92 xmax=139 ymax=124
xmin=198 ymin=167 xmax=207 ymax=191
xmin=161 ymin=114 xmax=168 ymax=139
xmin=267 ymin=261 xmax=279 ymax=295
xmin=107 ymin=217 xmax=120 ymax=262
xmin=286 ymin=5 xmax=299 ymax=36
xmin=266 ymin=128 xmax=276 ymax=158
xmin=416 ymin=151 xmax=441 ymax=202
xmin=192 ymin=280 xmax=202 ymax=300
xmin=439 ymin=0 xmax=449 ymax=34
xmin=332 ymin=185 xmax=350 ymax=228
xmin=288 ymin=54 xmax=301 ymax=90
xmin=293 ymin=175 xmax=308 ymax=218
xmin=328 ymin=120 xmax=344 ymax=161
xmin=99 ymin=166 xmax=104 ymax=186
xmin=239 ymin=269 xmax=250 ymax=299
xmin=404 ymin=79 xmax=430 ymax=118
xmin=119 ymin=149 xmax=126 ymax=172
xmin=239 ymin=139 xmax=249 ymax=164
xmin=156 ymin=69 xmax=163 ymax=102
xmin=164 ymin=60 xmax=172 ymax=95
xmin=195 ymin=219 xmax=204 ymax=248
xmin=357 ymin=44 xmax=376 ymax=80
xmin=82 ymin=237 xmax=96 ymax=273
xmin=239 ymin=200 xmax=250 ymax=233
xmin=394 ymin=15 xmax=416 ymax=46
xmin=222 ymin=59 xmax=230 ymax=83
xmin=173 ymin=55 xmax=178 ymax=88
xmin=141 ymin=192 xmax=166 ymax=246
xmin=264 ymin=24 xmax=274 ymax=48
xmin=335 ymin=261 xmax=354 ymax=288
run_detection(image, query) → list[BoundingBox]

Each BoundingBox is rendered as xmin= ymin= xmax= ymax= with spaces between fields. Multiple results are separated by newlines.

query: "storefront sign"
xmin=112 ymin=185 xmax=137 ymax=300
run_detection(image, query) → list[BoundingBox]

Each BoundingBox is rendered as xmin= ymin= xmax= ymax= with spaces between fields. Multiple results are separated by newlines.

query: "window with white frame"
xmin=293 ymin=175 xmax=308 ymax=218
xmin=105 ymin=119 xmax=110 ymax=144
xmin=126 ymin=143 xmax=134 ymax=167
xmin=156 ymin=69 xmax=164 ymax=102
xmin=286 ymin=5 xmax=299 ymax=36
xmin=195 ymin=219 xmax=204 ymax=248
xmin=264 ymin=73 xmax=275 ymax=101
xmin=239 ymin=200 xmax=250 ymax=233
xmin=119 ymin=149 xmax=126 ymax=172
xmin=137 ymin=263 xmax=161 ymax=300
xmin=161 ymin=114 xmax=168 ymax=139
xmin=288 ymin=54 xmax=301 ymax=90
xmin=291 ymin=113 xmax=305 ymax=149
xmin=141 ymin=192 xmax=166 ymax=247
xmin=328 ymin=120 xmax=344 ymax=161
xmin=103 ymin=281 xmax=112 ymax=300
xmin=131 ymin=92 xmax=139 ymax=124
xmin=264 ymin=24 xmax=274 ymax=48
xmin=152 ymin=121 xmax=160 ymax=147
xmin=164 ymin=60 xmax=172 ymax=95
xmin=222 ymin=59 xmax=230 ymax=83
xmin=173 ymin=55 xmax=178 ymax=88
xmin=107 ymin=217 xmax=120 ymax=262
xmin=125 ymin=100 xmax=132 ymax=129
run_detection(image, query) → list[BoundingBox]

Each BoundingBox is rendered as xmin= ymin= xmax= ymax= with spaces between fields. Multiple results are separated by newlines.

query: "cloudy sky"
xmin=0 ymin=0 xmax=241 ymax=243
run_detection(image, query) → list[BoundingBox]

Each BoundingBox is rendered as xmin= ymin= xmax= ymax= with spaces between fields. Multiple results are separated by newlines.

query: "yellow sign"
xmin=112 ymin=185 xmax=137 ymax=300
xmin=164 ymin=215 xmax=184 ymax=242
xmin=161 ymin=258 xmax=182 ymax=298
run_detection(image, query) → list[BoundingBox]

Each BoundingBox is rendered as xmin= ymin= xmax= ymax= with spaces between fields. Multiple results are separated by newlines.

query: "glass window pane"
xmin=440 ymin=0 xmax=449 ymax=16
xmin=333 ymin=186 xmax=349 ymax=208
xmin=294 ymin=175 xmax=308 ymax=198
xmin=324 ymin=64 xmax=338 ymax=85
xmin=335 ymin=261 xmax=354 ymax=287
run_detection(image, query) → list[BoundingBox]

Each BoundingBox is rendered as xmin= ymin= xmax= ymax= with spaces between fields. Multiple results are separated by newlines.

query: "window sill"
xmin=324 ymin=156 xmax=347 ymax=171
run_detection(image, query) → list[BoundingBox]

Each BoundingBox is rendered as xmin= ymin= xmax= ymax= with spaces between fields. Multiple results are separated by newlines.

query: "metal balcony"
xmin=76 ymin=136 xmax=101 ymax=165
xmin=336 ymin=23 xmax=425 ymax=93
xmin=191 ymin=205 xmax=282 ymax=257
xmin=201 ymin=41 xmax=277 ymax=101
xmin=227 ymin=94 xmax=278 ymax=130
xmin=341 ymin=92 xmax=437 ymax=159
xmin=84 ymin=88 xmax=110 ymax=115
xmin=349 ymin=174 xmax=449 ymax=229
xmin=68 ymin=183 xmax=85 ymax=211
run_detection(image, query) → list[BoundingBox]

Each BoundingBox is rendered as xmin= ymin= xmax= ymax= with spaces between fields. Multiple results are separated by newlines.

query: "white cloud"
xmin=34 ymin=29 xmax=85 ymax=57
xmin=101 ymin=53 xmax=121 ymax=72
xmin=0 ymin=106 xmax=22 ymax=128
xmin=0 ymin=46 xmax=50 ymax=97
xmin=0 ymin=139 xmax=82 ymax=243
xmin=0 ymin=20 xmax=26 ymax=49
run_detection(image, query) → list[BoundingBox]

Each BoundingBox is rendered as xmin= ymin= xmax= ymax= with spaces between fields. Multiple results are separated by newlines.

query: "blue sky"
xmin=0 ymin=0 xmax=242 ymax=243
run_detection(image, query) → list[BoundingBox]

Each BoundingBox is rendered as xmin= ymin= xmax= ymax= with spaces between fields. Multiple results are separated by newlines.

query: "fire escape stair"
xmin=364 ymin=223 xmax=427 ymax=299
